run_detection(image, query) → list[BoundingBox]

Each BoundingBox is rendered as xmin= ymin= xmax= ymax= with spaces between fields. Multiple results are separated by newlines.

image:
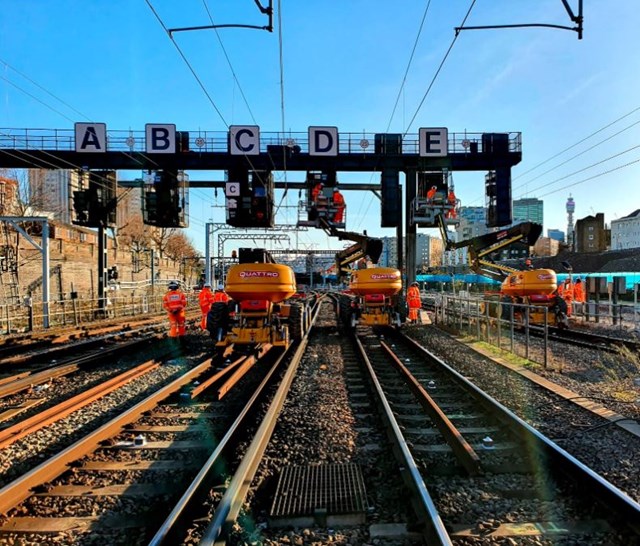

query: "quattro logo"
xmin=239 ymin=271 xmax=279 ymax=278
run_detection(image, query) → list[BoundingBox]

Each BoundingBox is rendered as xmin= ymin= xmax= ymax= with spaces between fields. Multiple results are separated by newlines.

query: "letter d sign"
xmin=309 ymin=126 xmax=338 ymax=156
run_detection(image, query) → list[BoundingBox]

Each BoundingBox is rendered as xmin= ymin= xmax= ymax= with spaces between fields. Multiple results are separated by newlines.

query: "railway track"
xmin=1 ymin=296 xmax=639 ymax=545
xmin=530 ymin=323 xmax=640 ymax=352
xmin=430 ymin=298 xmax=640 ymax=353
xmin=365 ymin=329 xmax=640 ymax=543
xmin=0 ymin=299 xmax=323 ymax=545
xmin=0 ymin=314 xmax=174 ymax=361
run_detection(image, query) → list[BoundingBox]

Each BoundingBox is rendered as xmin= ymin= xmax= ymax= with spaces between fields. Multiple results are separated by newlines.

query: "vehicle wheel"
xmin=500 ymin=295 xmax=512 ymax=320
xmin=338 ymin=295 xmax=351 ymax=327
xmin=207 ymin=302 xmax=228 ymax=340
xmin=289 ymin=303 xmax=304 ymax=341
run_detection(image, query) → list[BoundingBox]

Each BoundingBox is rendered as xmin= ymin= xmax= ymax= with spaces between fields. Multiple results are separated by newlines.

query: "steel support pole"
xmin=97 ymin=226 xmax=108 ymax=316
xmin=205 ymin=222 xmax=213 ymax=285
xmin=41 ymin=220 xmax=50 ymax=328
xmin=405 ymin=171 xmax=417 ymax=287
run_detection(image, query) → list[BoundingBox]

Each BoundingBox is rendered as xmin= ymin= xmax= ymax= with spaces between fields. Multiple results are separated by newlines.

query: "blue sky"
xmin=2 ymin=1 xmax=639 ymax=256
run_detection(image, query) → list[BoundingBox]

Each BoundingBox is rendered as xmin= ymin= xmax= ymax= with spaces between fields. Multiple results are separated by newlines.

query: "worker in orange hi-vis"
xmin=311 ymin=181 xmax=324 ymax=203
xmin=562 ymin=278 xmax=574 ymax=317
xmin=445 ymin=189 xmax=457 ymax=218
xmin=213 ymin=284 xmax=230 ymax=304
xmin=426 ymin=185 xmax=437 ymax=204
xmin=406 ymin=282 xmax=422 ymax=323
xmin=198 ymin=283 xmax=215 ymax=330
xmin=163 ymin=281 xmax=188 ymax=337
xmin=572 ymin=277 xmax=586 ymax=315
xmin=332 ymin=187 xmax=345 ymax=223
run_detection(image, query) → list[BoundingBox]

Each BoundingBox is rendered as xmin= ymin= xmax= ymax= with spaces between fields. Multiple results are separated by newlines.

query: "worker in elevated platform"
xmin=332 ymin=187 xmax=345 ymax=223
xmin=311 ymin=181 xmax=324 ymax=203
xmin=198 ymin=282 xmax=215 ymax=330
xmin=406 ymin=282 xmax=422 ymax=323
xmin=163 ymin=281 xmax=187 ymax=337
xmin=445 ymin=189 xmax=457 ymax=218
xmin=426 ymin=185 xmax=437 ymax=205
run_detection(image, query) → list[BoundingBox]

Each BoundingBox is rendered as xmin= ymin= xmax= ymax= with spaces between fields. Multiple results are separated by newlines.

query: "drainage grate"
xmin=270 ymin=464 xmax=367 ymax=522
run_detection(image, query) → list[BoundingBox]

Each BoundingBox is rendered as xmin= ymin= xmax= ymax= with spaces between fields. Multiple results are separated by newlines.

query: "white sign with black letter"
xmin=419 ymin=127 xmax=448 ymax=157
xmin=145 ymin=124 xmax=176 ymax=153
xmin=225 ymin=182 xmax=240 ymax=197
xmin=309 ymin=126 xmax=338 ymax=156
xmin=230 ymin=125 xmax=260 ymax=155
xmin=75 ymin=123 xmax=107 ymax=153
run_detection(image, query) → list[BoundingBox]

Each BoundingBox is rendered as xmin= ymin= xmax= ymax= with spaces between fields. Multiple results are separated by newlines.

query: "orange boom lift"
xmin=206 ymin=248 xmax=310 ymax=352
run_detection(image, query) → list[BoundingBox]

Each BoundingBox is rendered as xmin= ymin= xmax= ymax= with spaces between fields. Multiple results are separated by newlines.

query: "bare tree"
xmin=165 ymin=230 xmax=201 ymax=285
xmin=149 ymin=227 xmax=177 ymax=258
xmin=117 ymin=216 xmax=151 ymax=252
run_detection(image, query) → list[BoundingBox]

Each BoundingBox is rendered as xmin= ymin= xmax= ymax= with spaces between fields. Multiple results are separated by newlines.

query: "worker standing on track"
xmin=332 ymin=187 xmax=345 ymax=223
xmin=163 ymin=281 xmax=187 ymax=338
xmin=561 ymin=278 xmax=574 ymax=317
xmin=573 ymin=278 xmax=586 ymax=315
xmin=406 ymin=281 xmax=422 ymax=324
xmin=198 ymin=283 xmax=215 ymax=330
xmin=213 ymin=284 xmax=230 ymax=304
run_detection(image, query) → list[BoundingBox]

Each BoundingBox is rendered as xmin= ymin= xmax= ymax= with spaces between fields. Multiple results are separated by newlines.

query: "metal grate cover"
xmin=270 ymin=464 xmax=367 ymax=518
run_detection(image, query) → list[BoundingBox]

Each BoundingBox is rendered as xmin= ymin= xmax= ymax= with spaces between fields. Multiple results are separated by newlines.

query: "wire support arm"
xmin=456 ymin=0 xmax=583 ymax=39
xmin=169 ymin=0 xmax=273 ymax=35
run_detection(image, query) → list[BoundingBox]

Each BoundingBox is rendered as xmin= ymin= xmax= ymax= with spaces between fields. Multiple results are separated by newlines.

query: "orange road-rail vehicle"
xmin=437 ymin=215 xmax=568 ymax=328
xmin=344 ymin=267 xmax=404 ymax=328
xmin=206 ymin=248 xmax=310 ymax=352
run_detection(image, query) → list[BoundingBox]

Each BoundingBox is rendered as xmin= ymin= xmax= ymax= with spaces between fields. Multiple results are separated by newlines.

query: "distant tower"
xmin=566 ymin=195 xmax=575 ymax=248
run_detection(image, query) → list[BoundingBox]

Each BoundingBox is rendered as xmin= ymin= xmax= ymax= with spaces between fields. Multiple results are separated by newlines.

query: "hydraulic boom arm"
xmin=319 ymin=217 xmax=384 ymax=279
xmin=436 ymin=214 xmax=543 ymax=282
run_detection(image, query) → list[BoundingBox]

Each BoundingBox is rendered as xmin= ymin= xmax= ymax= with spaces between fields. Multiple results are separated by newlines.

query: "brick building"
xmin=575 ymin=213 xmax=610 ymax=253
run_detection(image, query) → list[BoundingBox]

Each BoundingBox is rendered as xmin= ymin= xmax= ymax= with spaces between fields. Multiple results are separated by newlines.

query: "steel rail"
xmin=0 ymin=334 xmax=165 ymax=398
xmin=0 ymin=321 xmax=169 ymax=366
xmin=0 ymin=358 xmax=215 ymax=515
xmin=530 ymin=324 xmax=640 ymax=352
xmin=379 ymin=340 xmax=482 ymax=476
xmin=149 ymin=297 xmax=322 ymax=546
xmin=0 ymin=360 xmax=159 ymax=448
xmin=188 ymin=354 xmax=247 ymax=398
xmin=399 ymin=332 xmax=640 ymax=533
xmin=355 ymin=335 xmax=453 ymax=545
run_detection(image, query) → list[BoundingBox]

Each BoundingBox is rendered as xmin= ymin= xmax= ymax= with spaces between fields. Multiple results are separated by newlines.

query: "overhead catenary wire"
xmin=273 ymin=0 xmax=290 ymax=224
xmin=515 ymin=142 xmax=640 ymax=199
xmin=148 ymin=0 xmax=292 ymax=233
xmin=201 ymin=0 xmax=258 ymax=125
xmin=514 ymin=116 xmax=640 ymax=196
xmin=355 ymin=0 xmax=433 ymax=230
xmin=0 ymin=55 xmax=212 ymax=262
xmin=385 ymin=0 xmax=433 ymax=133
xmin=403 ymin=0 xmax=477 ymax=136
xmin=145 ymin=0 xmax=228 ymax=128
xmin=536 ymin=156 xmax=640 ymax=199
xmin=513 ymin=104 xmax=640 ymax=182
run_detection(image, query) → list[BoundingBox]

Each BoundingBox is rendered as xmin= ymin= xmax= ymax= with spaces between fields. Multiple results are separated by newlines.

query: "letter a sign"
xmin=75 ymin=123 xmax=107 ymax=153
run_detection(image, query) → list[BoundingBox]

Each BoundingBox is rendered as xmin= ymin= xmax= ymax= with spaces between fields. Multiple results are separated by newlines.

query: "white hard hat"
xmin=203 ymin=282 xmax=212 ymax=288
